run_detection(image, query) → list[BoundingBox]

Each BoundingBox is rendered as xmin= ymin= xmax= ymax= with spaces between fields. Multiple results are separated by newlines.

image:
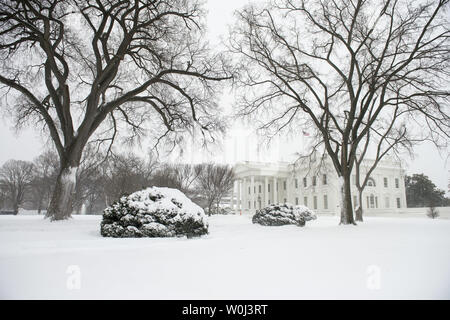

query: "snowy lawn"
xmin=0 ymin=214 xmax=449 ymax=299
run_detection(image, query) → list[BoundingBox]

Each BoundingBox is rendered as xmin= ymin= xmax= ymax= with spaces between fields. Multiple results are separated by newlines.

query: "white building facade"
xmin=230 ymin=158 xmax=407 ymax=215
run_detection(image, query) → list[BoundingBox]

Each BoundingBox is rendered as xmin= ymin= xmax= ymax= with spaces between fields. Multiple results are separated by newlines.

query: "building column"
xmin=273 ymin=177 xmax=278 ymax=204
xmin=237 ymin=179 xmax=241 ymax=212
xmin=286 ymin=177 xmax=291 ymax=204
xmin=264 ymin=176 xmax=269 ymax=206
xmin=401 ymin=176 xmax=407 ymax=210
xmin=231 ymin=180 xmax=236 ymax=210
xmin=250 ymin=175 xmax=255 ymax=211
xmin=242 ymin=178 xmax=247 ymax=210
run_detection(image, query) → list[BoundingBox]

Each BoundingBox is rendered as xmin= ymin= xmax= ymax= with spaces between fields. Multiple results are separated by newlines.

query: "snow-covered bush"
xmin=427 ymin=205 xmax=439 ymax=219
xmin=252 ymin=203 xmax=316 ymax=227
xmin=100 ymin=187 xmax=208 ymax=238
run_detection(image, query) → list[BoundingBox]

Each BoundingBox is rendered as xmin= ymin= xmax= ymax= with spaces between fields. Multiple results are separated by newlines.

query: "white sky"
xmin=0 ymin=0 xmax=448 ymax=193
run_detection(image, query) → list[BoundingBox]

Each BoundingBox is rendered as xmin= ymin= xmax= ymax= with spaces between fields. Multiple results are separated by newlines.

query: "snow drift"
xmin=100 ymin=187 xmax=208 ymax=238
xmin=252 ymin=203 xmax=316 ymax=227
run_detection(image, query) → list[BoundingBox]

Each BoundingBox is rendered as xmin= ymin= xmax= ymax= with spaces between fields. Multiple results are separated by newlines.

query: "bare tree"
xmin=0 ymin=159 xmax=35 ymax=214
xmin=427 ymin=205 xmax=439 ymax=219
xmin=83 ymin=169 xmax=105 ymax=214
xmin=101 ymin=151 xmax=156 ymax=206
xmin=0 ymin=186 xmax=6 ymax=209
xmin=170 ymin=164 xmax=204 ymax=194
xmin=72 ymin=145 xmax=106 ymax=213
xmin=150 ymin=163 xmax=203 ymax=196
xmin=230 ymin=0 xmax=450 ymax=225
xmin=150 ymin=165 xmax=184 ymax=190
xmin=353 ymin=107 xmax=421 ymax=221
xmin=30 ymin=150 xmax=59 ymax=214
xmin=197 ymin=163 xmax=234 ymax=215
xmin=76 ymin=165 xmax=104 ymax=214
xmin=0 ymin=0 xmax=232 ymax=220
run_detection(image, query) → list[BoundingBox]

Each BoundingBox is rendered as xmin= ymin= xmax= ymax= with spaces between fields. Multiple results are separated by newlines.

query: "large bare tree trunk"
xmin=355 ymin=189 xmax=363 ymax=222
xmin=46 ymin=164 xmax=79 ymax=221
xmin=13 ymin=201 xmax=19 ymax=215
xmin=339 ymin=174 xmax=356 ymax=225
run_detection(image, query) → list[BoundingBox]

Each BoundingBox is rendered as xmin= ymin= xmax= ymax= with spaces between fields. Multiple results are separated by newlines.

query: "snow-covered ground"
xmin=0 ymin=214 xmax=449 ymax=299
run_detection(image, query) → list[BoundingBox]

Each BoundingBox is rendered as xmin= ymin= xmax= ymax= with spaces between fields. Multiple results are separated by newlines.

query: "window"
xmin=395 ymin=178 xmax=399 ymax=188
xmin=283 ymin=181 xmax=286 ymax=190
xmin=312 ymin=176 xmax=317 ymax=186
xmin=396 ymin=198 xmax=401 ymax=208
xmin=385 ymin=197 xmax=390 ymax=208
xmin=276 ymin=182 xmax=278 ymax=191
xmin=258 ymin=185 xmax=261 ymax=193
xmin=304 ymin=196 xmax=308 ymax=207
xmin=295 ymin=179 xmax=298 ymax=189
xmin=248 ymin=201 xmax=251 ymax=208
xmin=323 ymin=174 xmax=327 ymax=185
xmin=268 ymin=200 xmax=270 ymax=205
xmin=353 ymin=195 xmax=358 ymax=208
xmin=375 ymin=196 xmax=378 ymax=209
xmin=284 ymin=198 xmax=287 ymax=203
xmin=303 ymin=177 xmax=307 ymax=187
xmin=268 ymin=184 xmax=271 ymax=192
xmin=324 ymin=195 xmax=328 ymax=210
xmin=254 ymin=186 xmax=256 ymax=193
xmin=313 ymin=196 xmax=317 ymax=209
xmin=248 ymin=186 xmax=251 ymax=194
xmin=370 ymin=194 xmax=375 ymax=208
xmin=295 ymin=197 xmax=299 ymax=205
xmin=367 ymin=196 xmax=370 ymax=209
xmin=384 ymin=177 xmax=388 ymax=188
xmin=367 ymin=177 xmax=376 ymax=187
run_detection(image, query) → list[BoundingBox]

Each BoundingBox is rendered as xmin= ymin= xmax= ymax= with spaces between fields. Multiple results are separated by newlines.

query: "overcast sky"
xmin=0 ymin=0 xmax=448 ymax=193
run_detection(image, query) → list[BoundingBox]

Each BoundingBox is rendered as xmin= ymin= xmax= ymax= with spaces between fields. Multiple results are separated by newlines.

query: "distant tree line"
xmin=0 ymin=149 xmax=234 ymax=215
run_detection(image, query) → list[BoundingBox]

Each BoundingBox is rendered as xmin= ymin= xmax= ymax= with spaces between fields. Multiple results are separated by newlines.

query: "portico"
xmin=231 ymin=161 xmax=292 ymax=213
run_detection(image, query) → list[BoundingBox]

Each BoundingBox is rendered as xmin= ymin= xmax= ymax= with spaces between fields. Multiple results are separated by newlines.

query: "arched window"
xmin=366 ymin=177 xmax=376 ymax=187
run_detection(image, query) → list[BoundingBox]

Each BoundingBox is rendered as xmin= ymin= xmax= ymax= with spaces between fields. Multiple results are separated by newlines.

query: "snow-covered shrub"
xmin=100 ymin=187 xmax=208 ymax=238
xmin=252 ymin=203 xmax=316 ymax=227
xmin=427 ymin=206 xmax=439 ymax=219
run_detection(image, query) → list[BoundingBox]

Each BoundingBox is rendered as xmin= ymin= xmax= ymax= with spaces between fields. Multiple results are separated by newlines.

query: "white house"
xmin=230 ymin=158 xmax=407 ymax=215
